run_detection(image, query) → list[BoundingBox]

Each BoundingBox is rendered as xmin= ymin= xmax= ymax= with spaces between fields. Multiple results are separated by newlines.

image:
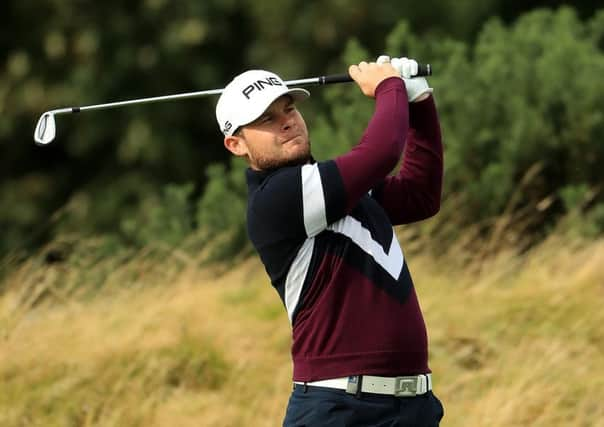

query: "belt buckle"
xmin=394 ymin=376 xmax=418 ymax=397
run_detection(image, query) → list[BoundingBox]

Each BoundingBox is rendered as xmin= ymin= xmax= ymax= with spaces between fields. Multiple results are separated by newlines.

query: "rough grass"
xmin=1 ymin=235 xmax=603 ymax=426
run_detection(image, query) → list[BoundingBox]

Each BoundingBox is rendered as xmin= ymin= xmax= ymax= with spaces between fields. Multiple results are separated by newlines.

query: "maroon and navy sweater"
xmin=245 ymin=77 xmax=443 ymax=382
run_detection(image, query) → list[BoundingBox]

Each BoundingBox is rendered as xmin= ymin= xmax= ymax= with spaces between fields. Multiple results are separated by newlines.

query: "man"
xmin=216 ymin=56 xmax=444 ymax=426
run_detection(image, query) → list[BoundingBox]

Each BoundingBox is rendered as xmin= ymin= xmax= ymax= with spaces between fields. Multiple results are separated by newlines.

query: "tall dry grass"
xmin=1 ymin=234 xmax=603 ymax=426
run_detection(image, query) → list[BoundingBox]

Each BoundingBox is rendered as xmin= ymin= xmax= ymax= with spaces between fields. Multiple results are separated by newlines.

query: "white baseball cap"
xmin=216 ymin=70 xmax=310 ymax=136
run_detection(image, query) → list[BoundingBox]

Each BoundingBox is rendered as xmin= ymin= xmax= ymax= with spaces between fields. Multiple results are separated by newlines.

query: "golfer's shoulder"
xmin=259 ymin=165 xmax=302 ymax=189
xmin=247 ymin=166 xmax=306 ymax=231
xmin=250 ymin=165 xmax=304 ymax=207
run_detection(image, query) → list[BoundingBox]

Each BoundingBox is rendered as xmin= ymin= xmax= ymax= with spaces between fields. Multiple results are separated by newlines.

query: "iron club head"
xmin=34 ymin=112 xmax=56 ymax=145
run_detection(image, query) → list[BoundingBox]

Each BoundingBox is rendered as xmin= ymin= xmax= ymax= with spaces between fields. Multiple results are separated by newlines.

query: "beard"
xmin=249 ymin=140 xmax=312 ymax=171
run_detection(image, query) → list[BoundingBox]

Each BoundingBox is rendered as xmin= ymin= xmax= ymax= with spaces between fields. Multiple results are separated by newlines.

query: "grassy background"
xmin=1 ymin=234 xmax=603 ymax=426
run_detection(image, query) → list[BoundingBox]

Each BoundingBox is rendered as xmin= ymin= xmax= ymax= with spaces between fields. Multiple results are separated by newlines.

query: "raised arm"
xmin=372 ymin=96 xmax=443 ymax=225
xmin=334 ymin=62 xmax=409 ymax=213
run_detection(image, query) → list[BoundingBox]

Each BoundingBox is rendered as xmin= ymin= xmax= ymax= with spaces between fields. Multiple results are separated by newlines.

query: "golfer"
xmin=216 ymin=56 xmax=444 ymax=426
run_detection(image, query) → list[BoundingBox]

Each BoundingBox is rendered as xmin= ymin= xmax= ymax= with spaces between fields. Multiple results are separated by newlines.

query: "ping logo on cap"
xmin=241 ymin=76 xmax=284 ymax=99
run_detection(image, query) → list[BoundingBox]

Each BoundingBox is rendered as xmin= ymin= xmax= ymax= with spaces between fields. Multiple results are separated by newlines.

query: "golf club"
xmin=34 ymin=64 xmax=432 ymax=146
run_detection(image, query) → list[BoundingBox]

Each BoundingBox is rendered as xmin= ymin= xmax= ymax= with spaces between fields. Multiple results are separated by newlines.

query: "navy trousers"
xmin=283 ymin=384 xmax=444 ymax=427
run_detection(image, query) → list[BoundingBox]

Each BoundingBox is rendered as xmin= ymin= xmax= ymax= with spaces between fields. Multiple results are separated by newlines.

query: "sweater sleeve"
xmin=371 ymin=96 xmax=443 ymax=225
xmin=334 ymin=77 xmax=409 ymax=213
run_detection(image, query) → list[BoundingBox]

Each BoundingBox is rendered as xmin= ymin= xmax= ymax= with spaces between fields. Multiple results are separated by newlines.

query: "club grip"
xmin=320 ymin=74 xmax=353 ymax=84
xmin=319 ymin=63 xmax=432 ymax=85
xmin=417 ymin=63 xmax=431 ymax=76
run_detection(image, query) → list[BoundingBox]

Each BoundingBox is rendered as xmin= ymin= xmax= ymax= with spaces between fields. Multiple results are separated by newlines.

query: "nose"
xmin=281 ymin=114 xmax=294 ymax=132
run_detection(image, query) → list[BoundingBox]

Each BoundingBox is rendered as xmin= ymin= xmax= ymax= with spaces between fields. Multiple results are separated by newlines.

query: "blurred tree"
xmin=394 ymin=7 xmax=604 ymax=242
xmin=497 ymin=0 xmax=601 ymax=22
xmin=0 ymin=1 xmax=602 ymax=258
xmin=1 ymin=0 xmax=257 ymax=254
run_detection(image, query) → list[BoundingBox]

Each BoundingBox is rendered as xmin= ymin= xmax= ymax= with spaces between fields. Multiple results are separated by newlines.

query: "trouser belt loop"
xmin=355 ymin=375 xmax=363 ymax=399
xmin=345 ymin=375 xmax=361 ymax=396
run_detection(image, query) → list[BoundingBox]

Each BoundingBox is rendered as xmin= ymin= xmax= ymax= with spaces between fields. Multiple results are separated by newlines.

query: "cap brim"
xmin=287 ymin=88 xmax=310 ymax=103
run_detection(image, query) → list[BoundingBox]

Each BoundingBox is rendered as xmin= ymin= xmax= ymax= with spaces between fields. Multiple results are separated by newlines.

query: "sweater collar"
xmin=245 ymin=157 xmax=316 ymax=191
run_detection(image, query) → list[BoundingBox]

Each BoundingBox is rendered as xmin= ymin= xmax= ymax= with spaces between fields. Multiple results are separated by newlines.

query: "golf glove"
xmin=376 ymin=55 xmax=433 ymax=102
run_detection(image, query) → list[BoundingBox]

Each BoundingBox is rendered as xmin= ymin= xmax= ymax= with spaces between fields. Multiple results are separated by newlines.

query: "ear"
xmin=224 ymin=134 xmax=249 ymax=157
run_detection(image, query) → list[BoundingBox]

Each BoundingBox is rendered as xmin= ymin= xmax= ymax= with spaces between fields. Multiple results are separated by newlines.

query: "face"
xmin=224 ymin=95 xmax=310 ymax=171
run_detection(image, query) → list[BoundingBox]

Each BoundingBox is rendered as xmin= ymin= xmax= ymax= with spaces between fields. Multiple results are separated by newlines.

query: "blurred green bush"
xmin=198 ymin=7 xmax=604 ymax=259
xmin=1 ymin=6 xmax=603 ymax=263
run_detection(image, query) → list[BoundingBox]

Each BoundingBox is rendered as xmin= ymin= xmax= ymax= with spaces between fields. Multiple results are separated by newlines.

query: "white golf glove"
xmin=376 ymin=55 xmax=433 ymax=102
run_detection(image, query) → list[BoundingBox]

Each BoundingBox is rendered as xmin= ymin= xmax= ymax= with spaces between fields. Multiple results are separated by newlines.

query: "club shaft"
xmin=53 ymin=89 xmax=225 ymax=115
xmin=56 ymin=78 xmax=326 ymax=115
xmin=50 ymin=65 xmax=431 ymax=116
